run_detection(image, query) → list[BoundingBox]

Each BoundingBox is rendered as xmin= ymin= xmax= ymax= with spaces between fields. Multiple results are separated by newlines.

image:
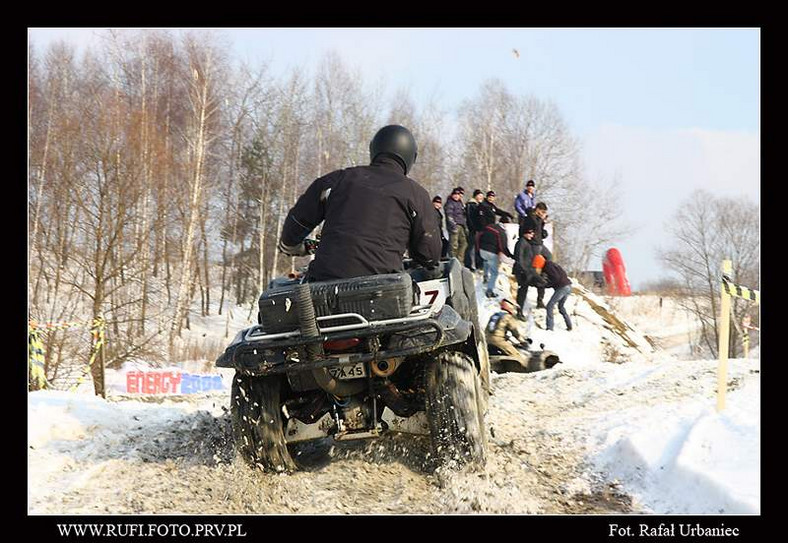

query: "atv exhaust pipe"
xmin=294 ymin=284 xmax=365 ymax=397
xmin=370 ymin=357 xmax=402 ymax=378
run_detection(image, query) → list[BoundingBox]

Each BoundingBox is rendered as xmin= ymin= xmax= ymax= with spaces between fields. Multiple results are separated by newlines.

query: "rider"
xmin=278 ymin=125 xmax=441 ymax=281
xmin=485 ymin=299 xmax=532 ymax=373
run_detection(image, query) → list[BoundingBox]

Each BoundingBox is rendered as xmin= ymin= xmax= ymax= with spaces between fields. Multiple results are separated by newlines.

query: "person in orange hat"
xmin=532 ymin=254 xmax=573 ymax=331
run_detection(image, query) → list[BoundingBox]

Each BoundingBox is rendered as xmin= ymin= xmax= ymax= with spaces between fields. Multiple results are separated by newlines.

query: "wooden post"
xmin=100 ymin=323 xmax=107 ymax=399
xmin=717 ymin=260 xmax=732 ymax=412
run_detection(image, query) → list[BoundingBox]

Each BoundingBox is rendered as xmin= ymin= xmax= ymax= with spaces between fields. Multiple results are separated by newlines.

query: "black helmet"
xmin=369 ymin=125 xmax=418 ymax=174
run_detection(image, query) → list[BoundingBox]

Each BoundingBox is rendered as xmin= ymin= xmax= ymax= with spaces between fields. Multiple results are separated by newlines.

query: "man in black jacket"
xmin=278 ymin=125 xmax=441 ymax=281
xmin=529 ymin=202 xmax=553 ymax=308
xmin=512 ymin=217 xmax=543 ymax=321
xmin=464 ymin=189 xmax=485 ymax=271
xmin=478 ymin=190 xmax=514 ymax=227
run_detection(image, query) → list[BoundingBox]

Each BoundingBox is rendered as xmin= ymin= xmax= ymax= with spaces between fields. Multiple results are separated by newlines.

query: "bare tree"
xmin=550 ymin=171 xmax=634 ymax=274
xmin=312 ymin=51 xmax=380 ymax=173
xmin=388 ymin=88 xmax=451 ymax=198
xmin=658 ymin=189 xmax=759 ymax=358
xmin=218 ymin=62 xmax=266 ymax=315
xmin=455 ymin=79 xmax=509 ymax=194
xmin=170 ymin=34 xmax=226 ymax=342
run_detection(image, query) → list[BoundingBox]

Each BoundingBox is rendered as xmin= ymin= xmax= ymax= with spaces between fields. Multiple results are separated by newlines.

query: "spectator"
xmin=528 ymin=202 xmax=553 ymax=308
xmin=479 ymin=190 xmax=514 ymax=228
xmin=478 ymin=215 xmax=514 ymax=298
xmin=432 ymin=195 xmax=450 ymax=258
xmin=514 ymin=179 xmax=537 ymax=235
xmin=465 ymin=188 xmax=486 ymax=271
xmin=444 ymin=188 xmax=468 ymax=262
xmin=512 ymin=217 xmax=542 ymax=321
xmin=532 ymin=254 xmax=573 ymax=331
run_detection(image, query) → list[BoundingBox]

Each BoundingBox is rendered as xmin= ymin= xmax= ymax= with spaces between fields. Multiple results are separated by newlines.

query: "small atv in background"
xmin=217 ymin=253 xmax=490 ymax=473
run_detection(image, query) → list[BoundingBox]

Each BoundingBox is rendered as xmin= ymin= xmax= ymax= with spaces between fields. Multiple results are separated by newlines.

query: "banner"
xmin=123 ymin=369 xmax=227 ymax=395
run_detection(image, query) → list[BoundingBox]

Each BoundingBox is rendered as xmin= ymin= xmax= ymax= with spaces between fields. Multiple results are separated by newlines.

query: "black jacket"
xmin=513 ymin=237 xmax=546 ymax=287
xmin=529 ymin=214 xmax=549 ymax=246
xmin=479 ymin=200 xmax=513 ymax=227
xmin=542 ymin=260 xmax=571 ymax=289
xmin=478 ymin=223 xmax=514 ymax=258
xmin=466 ymin=200 xmax=484 ymax=232
xmin=280 ymin=156 xmax=441 ymax=281
xmin=435 ymin=207 xmax=449 ymax=240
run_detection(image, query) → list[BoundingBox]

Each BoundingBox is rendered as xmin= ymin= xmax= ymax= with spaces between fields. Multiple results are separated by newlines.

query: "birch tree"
xmin=171 ymin=35 xmax=225 ymax=341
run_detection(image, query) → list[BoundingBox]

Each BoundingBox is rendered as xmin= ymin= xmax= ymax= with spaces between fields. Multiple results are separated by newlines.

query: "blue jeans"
xmin=545 ymin=284 xmax=572 ymax=330
xmin=480 ymin=250 xmax=499 ymax=295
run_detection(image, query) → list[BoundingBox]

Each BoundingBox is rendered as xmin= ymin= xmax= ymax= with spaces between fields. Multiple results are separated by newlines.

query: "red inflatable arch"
xmin=602 ymin=248 xmax=632 ymax=296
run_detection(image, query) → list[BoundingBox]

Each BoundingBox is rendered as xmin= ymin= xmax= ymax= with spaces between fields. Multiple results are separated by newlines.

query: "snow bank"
xmin=28 ymin=389 xmax=222 ymax=453
xmin=588 ymin=372 xmax=759 ymax=514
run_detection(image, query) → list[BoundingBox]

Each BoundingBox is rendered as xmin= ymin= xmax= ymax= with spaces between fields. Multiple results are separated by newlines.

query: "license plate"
xmin=327 ymin=363 xmax=367 ymax=380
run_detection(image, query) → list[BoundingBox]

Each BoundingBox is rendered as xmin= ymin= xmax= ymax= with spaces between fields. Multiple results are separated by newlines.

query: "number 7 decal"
xmin=424 ymin=290 xmax=440 ymax=304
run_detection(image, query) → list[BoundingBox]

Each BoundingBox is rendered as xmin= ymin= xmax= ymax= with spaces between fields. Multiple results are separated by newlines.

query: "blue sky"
xmin=28 ymin=27 xmax=760 ymax=289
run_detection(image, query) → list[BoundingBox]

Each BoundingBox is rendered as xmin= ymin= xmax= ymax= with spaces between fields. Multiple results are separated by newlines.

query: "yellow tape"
xmin=28 ymin=324 xmax=48 ymax=390
xmin=721 ymin=276 xmax=760 ymax=304
xmin=68 ymin=318 xmax=106 ymax=393
xmin=28 ymin=318 xmax=107 ymax=392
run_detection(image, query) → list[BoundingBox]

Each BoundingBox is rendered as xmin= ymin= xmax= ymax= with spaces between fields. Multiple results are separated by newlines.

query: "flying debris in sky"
xmin=512 ymin=48 xmax=520 ymax=59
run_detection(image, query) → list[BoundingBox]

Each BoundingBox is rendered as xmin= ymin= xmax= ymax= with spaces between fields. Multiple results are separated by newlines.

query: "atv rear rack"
xmin=243 ymin=303 xmax=437 ymax=342
xmin=216 ymin=303 xmax=473 ymax=373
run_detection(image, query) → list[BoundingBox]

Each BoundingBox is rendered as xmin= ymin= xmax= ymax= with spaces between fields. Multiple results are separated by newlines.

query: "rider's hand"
xmin=278 ymin=239 xmax=309 ymax=257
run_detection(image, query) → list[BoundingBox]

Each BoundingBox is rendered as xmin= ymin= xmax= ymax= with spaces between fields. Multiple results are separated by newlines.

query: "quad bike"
xmin=487 ymin=338 xmax=561 ymax=374
xmin=216 ymin=250 xmax=490 ymax=473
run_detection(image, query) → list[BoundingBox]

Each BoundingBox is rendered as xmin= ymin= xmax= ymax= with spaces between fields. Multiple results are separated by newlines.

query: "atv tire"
xmin=231 ymin=372 xmax=297 ymax=473
xmin=424 ymin=351 xmax=487 ymax=470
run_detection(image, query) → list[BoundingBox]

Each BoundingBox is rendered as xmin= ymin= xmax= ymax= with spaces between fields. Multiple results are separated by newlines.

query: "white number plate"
xmin=327 ymin=363 xmax=367 ymax=380
xmin=417 ymin=278 xmax=449 ymax=307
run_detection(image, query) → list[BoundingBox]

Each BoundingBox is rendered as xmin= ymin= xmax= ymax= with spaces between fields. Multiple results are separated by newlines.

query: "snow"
xmin=28 ymin=271 xmax=760 ymax=515
xmin=585 ymin=368 xmax=759 ymax=514
xmin=475 ymin=269 xmax=759 ymax=514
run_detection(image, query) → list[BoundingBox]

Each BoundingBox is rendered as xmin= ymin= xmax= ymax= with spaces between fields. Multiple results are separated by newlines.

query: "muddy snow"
xmin=28 ymin=277 xmax=760 ymax=515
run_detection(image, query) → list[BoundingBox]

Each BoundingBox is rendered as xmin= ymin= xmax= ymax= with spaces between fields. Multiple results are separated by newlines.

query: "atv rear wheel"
xmin=424 ymin=351 xmax=487 ymax=469
xmin=231 ymin=372 xmax=297 ymax=472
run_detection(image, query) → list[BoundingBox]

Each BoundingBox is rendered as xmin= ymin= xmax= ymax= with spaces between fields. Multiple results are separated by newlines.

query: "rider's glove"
xmin=278 ymin=239 xmax=309 ymax=257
